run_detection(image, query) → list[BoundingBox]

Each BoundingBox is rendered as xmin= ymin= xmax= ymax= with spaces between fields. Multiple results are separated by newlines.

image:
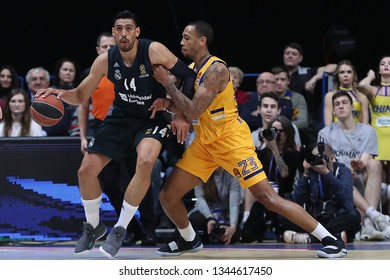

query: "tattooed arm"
xmin=152 ymin=62 xmax=229 ymax=121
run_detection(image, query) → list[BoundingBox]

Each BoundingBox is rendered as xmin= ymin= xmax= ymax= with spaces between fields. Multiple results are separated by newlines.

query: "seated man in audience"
xmin=318 ymin=91 xmax=390 ymax=240
xmin=271 ymin=65 xmax=309 ymax=130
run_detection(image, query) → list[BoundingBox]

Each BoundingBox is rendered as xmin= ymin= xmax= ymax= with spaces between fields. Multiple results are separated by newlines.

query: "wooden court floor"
xmin=1 ymin=240 xmax=389 ymax=260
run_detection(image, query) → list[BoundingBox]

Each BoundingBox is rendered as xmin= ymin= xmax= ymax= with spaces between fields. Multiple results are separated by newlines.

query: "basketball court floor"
xmin=1 ymin=240 xmax=389 ymax=260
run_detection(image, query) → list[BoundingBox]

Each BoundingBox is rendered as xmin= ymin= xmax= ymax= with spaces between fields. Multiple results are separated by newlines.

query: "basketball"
xmin=30 ymin=94 xmax=64 ymax=127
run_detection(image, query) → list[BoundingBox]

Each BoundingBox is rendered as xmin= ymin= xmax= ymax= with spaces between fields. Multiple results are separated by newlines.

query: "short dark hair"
xmin=270 ymin=65 xmax=290 ymax=80
xmin=96 ymin=31 xmax=113 ymax=46
xmin=332 ymin=91 xmax=353 ymax=106
xmin=187 ymin=20 xmax=214 ymax=46
xmin=283 ymin=42 xmax=303 ymax=55
xmin=259 ymin=92 xmax=280 ymax=108
xmin=113 ymin=10 xmax=138 ymax=27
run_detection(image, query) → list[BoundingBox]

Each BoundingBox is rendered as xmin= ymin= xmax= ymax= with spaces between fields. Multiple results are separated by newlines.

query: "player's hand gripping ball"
xmin=30 ymin=94 xmax=64 ymax=126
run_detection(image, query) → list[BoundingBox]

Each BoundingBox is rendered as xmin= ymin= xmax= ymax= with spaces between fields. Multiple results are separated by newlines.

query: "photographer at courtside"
xmin=188 ymin=166 xmax=243 ymax=245
xmin=279 ymin=142 xmax=361 ymax=244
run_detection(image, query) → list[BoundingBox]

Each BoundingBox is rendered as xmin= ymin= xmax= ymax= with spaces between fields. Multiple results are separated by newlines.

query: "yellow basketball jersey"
xmin=189 ymin=56 xmax=240 ymax=144
xmin=370 ymin=89 xmax=390 ymax=160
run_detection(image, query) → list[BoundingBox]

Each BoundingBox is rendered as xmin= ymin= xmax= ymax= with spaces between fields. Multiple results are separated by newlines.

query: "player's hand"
xmin=80 ymin=138 xmax=88 ymax=155
xmin=149 ymin=98 xmax=170 ymax=119
xmin=0 ymin=106 xmax=2 ymax=120
xmin=34 ymin=88 xmax=62 ymax=99
xmin=171 ymin=112 xmax=190 ymax=144
xmin=153 ymin=64 xmax=171 ymax=86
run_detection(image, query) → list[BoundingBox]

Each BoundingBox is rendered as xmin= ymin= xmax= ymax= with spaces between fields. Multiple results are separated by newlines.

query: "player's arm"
xmin=153 ymin=61 xmax=228 ymax=121
xmin=149 ymin=42 xmax=196 ymax=99
xmin=35 ymin=54 xmax=106 ymax=105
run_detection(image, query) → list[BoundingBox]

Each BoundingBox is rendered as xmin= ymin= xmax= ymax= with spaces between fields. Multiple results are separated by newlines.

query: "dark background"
xmin=1 ymin=0 xmax=388 ymax=91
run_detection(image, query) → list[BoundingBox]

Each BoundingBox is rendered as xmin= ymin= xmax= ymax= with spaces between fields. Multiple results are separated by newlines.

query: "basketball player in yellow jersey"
xmin=359 ymin=56 xmax=390 ymax=184
xmin=324 ymin=60 xmax=369 ymax=126
xmin=149 ymin=20 xmax=346 ymax=258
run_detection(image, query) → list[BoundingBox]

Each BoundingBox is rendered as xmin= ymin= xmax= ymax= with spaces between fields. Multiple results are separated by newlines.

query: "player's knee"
xmin=137 ymin=156 xmax=155 ymax=174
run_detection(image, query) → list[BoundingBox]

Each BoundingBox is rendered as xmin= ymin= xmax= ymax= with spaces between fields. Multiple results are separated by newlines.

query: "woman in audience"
xmin=188 ymin=166 xmax=243 ymax=245
xmin=359 ymin=55 xmax=390 ymax=211
xmin=0 ymin=88 xmax=46 ymax=137
xmin=324 ymin=60 xmax=369 ymax=126
xmin=46 ymin=58 xmax=81 ymax=136
xmin=0 ymin=65 xmax=20 ymax=111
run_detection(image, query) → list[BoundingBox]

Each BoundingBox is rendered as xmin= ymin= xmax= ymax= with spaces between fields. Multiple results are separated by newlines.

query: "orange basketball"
xmin=30 ymin=94 xmax=64 ymax=127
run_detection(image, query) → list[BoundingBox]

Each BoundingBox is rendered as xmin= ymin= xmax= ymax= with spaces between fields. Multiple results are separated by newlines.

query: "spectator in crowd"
xmin=242 ymin=115 xmax=301 ymax=242
xmin=251 ymin=72 xmax=275 ymax=119
xmin=188 ymin=166 xmax=243 ymax=245
xmin=251 ymin=92 xmax=301 ymax=152
xmin=252 ymin=71 xmax=294 ymax=122
xmin=271 ymin=65 xmax=309 ymax=130
xmin=318 ymin=91 xmax=390 ymax=240
xmin=281 ymin=143 xmax=361 ymax=244
xmin=359 ymin=55 xmax=390 ymax=199
xmin=229 ymin=66 xmax=250 ymax=105
xmin=25 ymin=67 xmax=50 ymax=101
xmin=282 ymin=41 xmax=337 ymax=142
xmin=0 ymin=88 xmax=46 ymax=137
xmin=233 ymin=67 xmax=260 ymax=132
xmin=324 ymin=59 xmax=369 ymax=126
xmin=0 ymin=65 xmax=20 ymax=111
xmin=46 ymin=58 xmax=81 ymax=136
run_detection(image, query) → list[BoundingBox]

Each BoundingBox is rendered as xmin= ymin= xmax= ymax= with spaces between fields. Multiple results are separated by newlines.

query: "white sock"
xmin=114 ymin=200 xmax=138 ymax=229
xmin=242 ymin=211 xmax=250 ymax=223
xmin=311 ymin=223 xmax=337 ymax=241
xmin=178 ymin=224 xmax=196 ymax=242
xmin=366 ymin=206 xmax=380 ymax=221
xmin=81 ymin=194 xmax=102 ymax=228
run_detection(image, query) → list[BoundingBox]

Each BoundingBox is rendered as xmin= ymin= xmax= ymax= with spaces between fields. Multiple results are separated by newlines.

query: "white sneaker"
xmin=283 ymin=230 xmax=311 ymax=244
xmin=381 ymin=183 xmax=390 ymax=200
xmin=373 ymin=214 xmax=390 ymax=239
xmin=360 ymin=222 xmax=386 ymax=241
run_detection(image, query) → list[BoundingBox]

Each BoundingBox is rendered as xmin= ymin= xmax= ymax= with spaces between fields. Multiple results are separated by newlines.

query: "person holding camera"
xmin=280 ymin=143 xmax=361 ymax=244
xmin=242 ymin=115 xmax=301 ymax=242
xmin=188 ymin=166 xmax=243 ymax=244
xmin=318 ymin=91 xmax=390 ymax=241
xmin=251 ymin=92 xmax=301 ymax=152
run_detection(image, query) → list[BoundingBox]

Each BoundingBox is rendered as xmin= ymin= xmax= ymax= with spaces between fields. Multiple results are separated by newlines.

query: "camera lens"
xmin=261 ymin=128 xmax=278 ymax=141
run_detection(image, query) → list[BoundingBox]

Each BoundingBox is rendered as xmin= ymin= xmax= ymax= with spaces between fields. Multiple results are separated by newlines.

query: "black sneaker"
xmin=317 ymin=236 xmax=347 ymax=258
xmin=141 ymin=230 xmax=157 ymax=246
xmin=74 ymin=222 xmax=107 ymax=256
xmin=157 ymin=235 xmax=203 ymax=256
